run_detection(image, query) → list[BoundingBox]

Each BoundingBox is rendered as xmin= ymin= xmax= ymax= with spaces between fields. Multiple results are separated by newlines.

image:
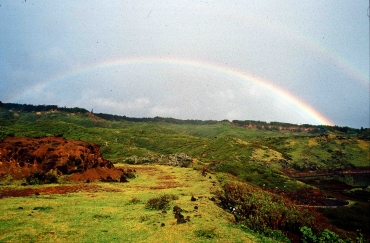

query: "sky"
xmin=0 ymin=1 xmax=369 ymax=128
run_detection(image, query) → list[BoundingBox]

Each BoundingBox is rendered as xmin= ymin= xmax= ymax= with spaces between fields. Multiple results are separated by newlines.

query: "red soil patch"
xmin=69 ymin=167 xmax=125 ymax=182
xmin=157 ymin=175 xmax=176 ymax=180
xmin=0 ymin=184 xmax=121 ymax=198
xmin=149 ymin=181 xmax=182 ymax=190
xmin=0 ymin=136 xmax=128 ymax=182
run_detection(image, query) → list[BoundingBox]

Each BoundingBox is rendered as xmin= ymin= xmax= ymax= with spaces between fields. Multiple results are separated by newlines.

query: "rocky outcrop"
xmin=0 ymin=136 xmax=128 ymax=182
xmin=124 ymin=153 xmax=193 ymax=167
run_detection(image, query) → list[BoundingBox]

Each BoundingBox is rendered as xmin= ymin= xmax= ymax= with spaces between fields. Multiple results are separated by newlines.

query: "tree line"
xmin=0 ymin=102 xmax=88 ymax=114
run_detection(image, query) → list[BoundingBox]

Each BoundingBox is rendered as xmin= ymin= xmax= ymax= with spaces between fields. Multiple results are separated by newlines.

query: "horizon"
xmin=2 ymin=101 xmax=369 ymax=129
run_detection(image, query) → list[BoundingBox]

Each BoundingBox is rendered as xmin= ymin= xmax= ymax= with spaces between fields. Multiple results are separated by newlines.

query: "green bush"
xmin=145 ymin=194 xmax=177 ymax=210
xmin=218 ymin=182 xmax=316 ymax=233
xmin=300 ymin=226 xmax=355 ymax=243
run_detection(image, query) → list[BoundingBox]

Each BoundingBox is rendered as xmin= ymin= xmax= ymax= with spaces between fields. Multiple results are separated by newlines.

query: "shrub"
xmin=129 ymin=197 xmax=141 ymax=204
xmin=145 ymin=194 xmax=177 ymax=210
xmin=26 ymin=171 xmax=58 ymax=185
xmin=300 ymin=226 xmax=354 ymax=243
xmin=301 ymin=226 xmax=317 ymax=243
xmin=124 ymin=171 xmax=136 ymax=179
xmin=218 ymin=182 xmax=315 ymax=233
xmin=217 ymin=182 xmax=358 ymax=242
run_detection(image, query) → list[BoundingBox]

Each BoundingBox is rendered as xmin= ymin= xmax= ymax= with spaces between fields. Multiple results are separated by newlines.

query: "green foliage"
xmin=259 ymin=228 xmax=291 ymax=243
xmin=238 ymin=223 xmax=291 ymax=243
xmin=1 ymin=105 xmax=368 ymax=171
xmin=194 ymin=228 xmax=218 ymax=239
xmin=213 ymin=160 xmax=301 ymax=190
xmin=218 ymin=181 xmax=359 ymax=242
xmin=300 ymin=226 xmax=355 ymax=243
xmin=33 ymin=206 xmax=53 ymax=212
xmin=301 ymin=226 xmax=317 ymax=243
xmin=218 ymin=182 xmax=316 ymax=235
xmin=1 ymin=103 xmax=370 ymax=242
xmin=145 ymin=194 xmax=178 ymax=210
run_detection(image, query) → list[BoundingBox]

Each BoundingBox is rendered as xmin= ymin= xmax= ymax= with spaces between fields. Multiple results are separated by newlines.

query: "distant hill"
xmin=1 ymin=102 xmax=368 ymax=176
xmin=2 ymin=101 xmax=369 ymax=137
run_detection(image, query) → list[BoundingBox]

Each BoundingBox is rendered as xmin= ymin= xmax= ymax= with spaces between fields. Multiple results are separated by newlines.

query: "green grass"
xmin=1 ymin=107 xmax=369 ymax=242
xmin=1 ymin=108 xmax=369 ymax=191
xmin=0 ymin=165 xmax=259 ymax=243
xmin=1 ymin=108 xmax=369 ymax=171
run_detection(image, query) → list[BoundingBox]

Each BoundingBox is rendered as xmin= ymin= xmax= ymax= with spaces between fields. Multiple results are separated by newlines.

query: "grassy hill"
xmin=1 ymin=104 xmax=368 ymax=188
xmin=0 ymin=103 xmax=369 ymax=242
xmin=0 ymin=165 xmax=264 ymax=243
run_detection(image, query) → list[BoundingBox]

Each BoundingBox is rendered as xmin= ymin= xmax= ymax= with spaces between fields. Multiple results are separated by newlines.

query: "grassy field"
xmin=1 ymin=106 xmax=370 ymax=242
xmin=2 ymin=109 xmax=369 ymax=170
xmin=0 ymin=165 xmax=262 ymax=243
xmin=1 ymin=108 xmax=369 ymax=192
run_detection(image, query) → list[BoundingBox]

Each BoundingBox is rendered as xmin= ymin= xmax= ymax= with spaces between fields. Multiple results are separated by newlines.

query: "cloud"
xmin=206 ymin=89 xmax=235 ymax=100
xmin=150 ymin=105 xmax=180 ymax=118
xmin=86 ymin=97 xmax=151 ymax=115
xmin=0 ymin=1 xmax=368 ymax=127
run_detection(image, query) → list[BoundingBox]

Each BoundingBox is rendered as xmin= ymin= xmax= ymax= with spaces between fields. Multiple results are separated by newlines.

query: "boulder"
xmin=124 ymin=153 xmax=192 ymax=167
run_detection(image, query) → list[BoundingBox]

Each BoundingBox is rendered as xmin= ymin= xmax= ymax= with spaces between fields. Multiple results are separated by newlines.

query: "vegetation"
xmin=0 ymin=102 xmax=369 ymax=242
xmin=300 ymin=226 xmax=364 ymax=243
xmin=146 ymin=194 xmax=178 ymax=210
xmin=25 ymin=171 xmax=58 ymax=185
xmin=0 ymin=165 xmax=263 ymax=243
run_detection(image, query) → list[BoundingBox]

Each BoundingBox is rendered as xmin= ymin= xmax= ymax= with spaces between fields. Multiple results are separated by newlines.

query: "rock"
xmin=173 ymin=205 xmax=182 ymax=213
xmin=167 ymin=153 xmax=192 ymax=167
xmin=123 ymin=153 xmax=193 ymax=167
xmin=175 ymin=213 xmax=184 ymax=219
xmin=177 ymin=218 xmax=186 ymax=224
xmin=173 ymin=205 xmax=187 ymax=223
xmin=194 ymin=206 xmax=198 ymax=210
xmin=191 ymin=196 xmax=197 ymax=201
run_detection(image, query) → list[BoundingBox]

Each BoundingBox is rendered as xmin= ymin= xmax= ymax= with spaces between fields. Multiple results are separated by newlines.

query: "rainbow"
xmin=201 ymin=6 xmax=369 ymax=87
xmin=11 ymin=56 xmax=334 ymax=125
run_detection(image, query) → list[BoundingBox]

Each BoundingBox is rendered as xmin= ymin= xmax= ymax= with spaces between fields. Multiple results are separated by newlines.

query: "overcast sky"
xmin=0 ymin=1 xmax=369 ymax=128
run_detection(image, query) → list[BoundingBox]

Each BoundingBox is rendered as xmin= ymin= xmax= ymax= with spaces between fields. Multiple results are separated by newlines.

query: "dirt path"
xmin=285 ymin=168 xmax=370 ymax=178
xmin=0 ymin=184 xmax=121 ymax=198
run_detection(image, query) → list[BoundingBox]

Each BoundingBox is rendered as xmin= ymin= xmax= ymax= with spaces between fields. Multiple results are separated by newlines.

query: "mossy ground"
xmin=0 ymin=165 xmax=258 ymax=243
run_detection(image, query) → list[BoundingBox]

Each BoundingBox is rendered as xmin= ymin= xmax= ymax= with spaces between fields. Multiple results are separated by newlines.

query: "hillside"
xmin=0 ymin=103 xmax=369 ymax=242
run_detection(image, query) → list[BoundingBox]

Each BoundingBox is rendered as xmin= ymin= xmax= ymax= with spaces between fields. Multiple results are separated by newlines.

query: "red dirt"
xmin=283 ymin=168 xmax=370 ymax=178
xmin=149 ymin=181 xmax=181 ymax=190
xmin=0 ymin=184 xmax=121 ymax=198
xmin=0 ymin=136 xmax=127 ymax=182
